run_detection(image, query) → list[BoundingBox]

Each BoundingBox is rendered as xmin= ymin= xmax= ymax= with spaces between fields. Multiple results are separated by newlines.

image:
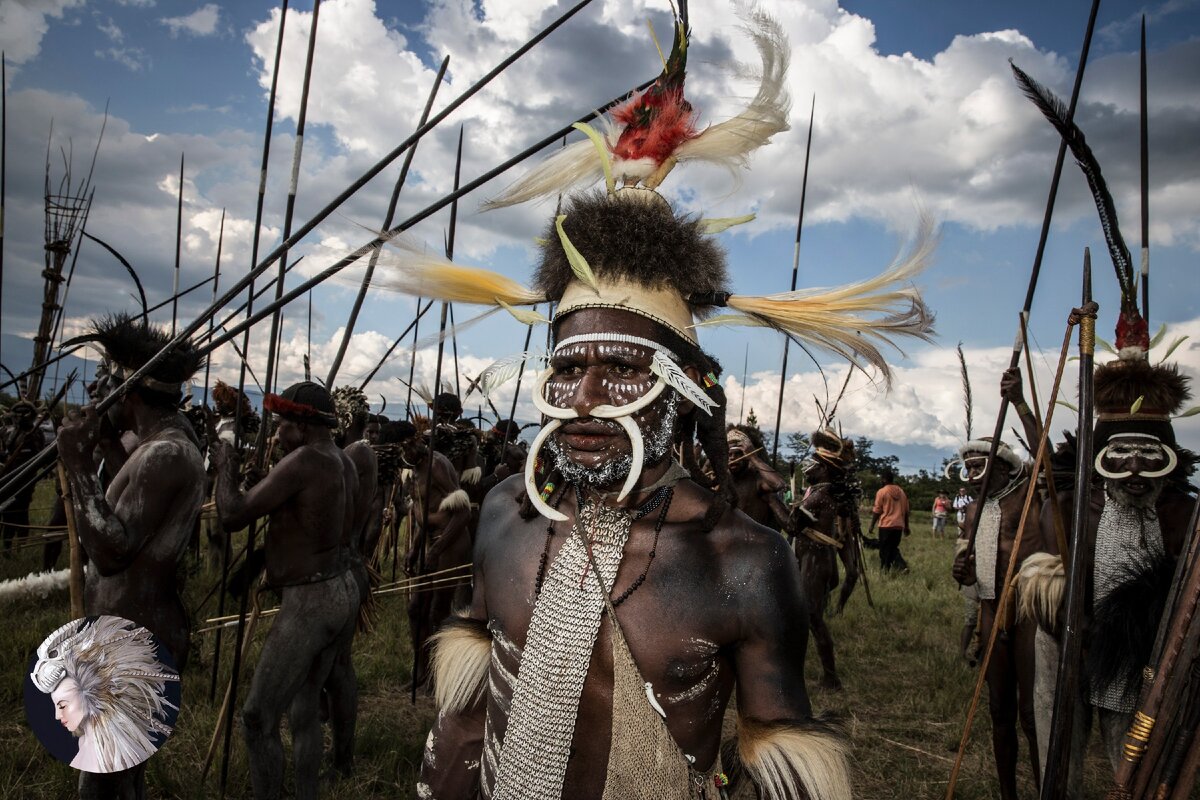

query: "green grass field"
xmin=0 ymin=485 xmax=1114 ymax=799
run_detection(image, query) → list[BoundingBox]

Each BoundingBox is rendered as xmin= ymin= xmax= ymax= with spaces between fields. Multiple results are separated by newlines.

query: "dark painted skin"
xmin=57 ymin=373 xmax=205 ymax=670
xmin=404 ymin=437 xmax=472 ymax=688
xmin=794 ymin=459 xmax=842 ymax=691
xmin=418 ymin=308 xmax=814 ymax=799
xmin=326 ymin=437 xmax=374 ymax=778
xmin=213 ymin=414 xmax=359 ymax=800
xmin=57 ymin=372 xmax=206 ymax=800
xmin=950 ymin=369 xmax=1045 ymax=800
xmin=727 ymin=444 xmax=789 ymax=530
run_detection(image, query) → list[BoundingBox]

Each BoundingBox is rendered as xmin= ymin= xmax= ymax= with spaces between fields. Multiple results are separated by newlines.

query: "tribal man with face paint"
xmin=385 ymin=11 xmax=934 ymax=793
xmin=55 ymin=314 xmax=205 ymax=800
xmin=950 ymin=367 xmax=1046 ymax=800
xmin=401 ymin=175 xmax=947 ymax=798
xmin=1020 ymin=354 xmax=1197 ymax=794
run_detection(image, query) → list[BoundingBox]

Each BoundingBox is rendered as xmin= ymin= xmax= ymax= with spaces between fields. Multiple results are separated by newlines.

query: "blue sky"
xmin=2 ymin=0 xmax=1198 ymax=472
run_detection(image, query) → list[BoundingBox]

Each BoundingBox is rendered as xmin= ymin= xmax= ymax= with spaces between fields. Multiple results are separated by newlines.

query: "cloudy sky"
xmin=1 ymin=0 xmax=1198 ymax=471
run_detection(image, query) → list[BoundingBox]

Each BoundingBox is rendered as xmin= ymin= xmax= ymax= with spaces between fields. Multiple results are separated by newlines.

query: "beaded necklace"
xmin=535 ymin=483 xmax=675 ymax=608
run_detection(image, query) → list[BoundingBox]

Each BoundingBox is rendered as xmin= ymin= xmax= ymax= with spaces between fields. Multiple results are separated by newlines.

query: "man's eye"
xmin=554 ymin=365 xmax=584 ymax=378
xmin=611 ymin=365 xmax=638 ymax=378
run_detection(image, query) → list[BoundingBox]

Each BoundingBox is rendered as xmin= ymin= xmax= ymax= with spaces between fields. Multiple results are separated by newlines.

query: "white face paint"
xmin=524 ymin=336 xmax=681 ymax=517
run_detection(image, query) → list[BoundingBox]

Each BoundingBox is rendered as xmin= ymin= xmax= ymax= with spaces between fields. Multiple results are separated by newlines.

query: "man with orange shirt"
xmin=868 ymin=470 xmax=910 ymax=573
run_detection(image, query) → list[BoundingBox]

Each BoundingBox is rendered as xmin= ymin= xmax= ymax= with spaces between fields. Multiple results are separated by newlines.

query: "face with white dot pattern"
xmin=543 ymin=309 xmax=687 ymax=489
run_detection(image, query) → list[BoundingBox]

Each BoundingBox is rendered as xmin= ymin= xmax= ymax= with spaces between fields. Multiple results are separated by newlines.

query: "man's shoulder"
xmin=131 ymin=429 xmax=203 ymax=470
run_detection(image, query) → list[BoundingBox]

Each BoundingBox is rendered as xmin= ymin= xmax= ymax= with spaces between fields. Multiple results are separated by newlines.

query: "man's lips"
xmin=558 ymin=420 xmax=621 ymax=452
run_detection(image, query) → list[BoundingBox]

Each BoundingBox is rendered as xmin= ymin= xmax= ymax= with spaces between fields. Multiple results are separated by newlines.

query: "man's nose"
xmin=567 ymin=368 xmax=609 ymax=418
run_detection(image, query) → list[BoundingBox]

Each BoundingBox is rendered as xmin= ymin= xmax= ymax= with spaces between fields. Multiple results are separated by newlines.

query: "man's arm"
xmin=1002 ymin=367 xmax=1042 ymax=454
xmin=212 ymin=441 xmax=302 ymax=531
xmin=424 ymin=456 xmax=471 ymax=562
xmin=730 ymin=521 xmax=852 ymax=798
xmin=755 ymin=461 xmax=791 ymax=529
xmin=59 ymin=426 xmax=190 ymax=576
xmin=417 ymin=481 xmax=509 ymax=798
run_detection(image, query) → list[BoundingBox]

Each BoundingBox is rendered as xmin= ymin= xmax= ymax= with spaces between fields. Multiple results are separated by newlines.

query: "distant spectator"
xmin=953 ymin=486 xmax=973 ymax=528
xmin=868 ymin=470 xmax=910 ymax=573
xmin=931 ymin=491 xmax=950 ymax=538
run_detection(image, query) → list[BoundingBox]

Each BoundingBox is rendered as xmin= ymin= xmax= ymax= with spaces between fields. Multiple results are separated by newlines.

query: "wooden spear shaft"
xmin=771 ymin=95 xmax=815 ymax=465
xmin=325 ymin=55 xmax=450 ymax=387
xmin=201 ymin=210 xmax=224 ymax=408
xmin=412 ymin=125 xmax=464 ymax=702
xmin=1140 ymin=15 xmax=1150 ymax=327
xmin=945 ymin=287 xmax=1088 ymax=800
xmin=1 ymin=52 xmax=6 ymax=369
xmin=172 ymin=153 xmax=184 ymax=336
xmin=1041 ymin=252 xmax=1097 ymax=800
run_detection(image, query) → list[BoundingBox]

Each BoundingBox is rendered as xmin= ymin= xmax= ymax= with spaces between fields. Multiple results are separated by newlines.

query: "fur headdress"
xmin=331 ymin=385 xmax=370 ymax=437
xmin=63 ymin=313 xmax=203 ymax=398
xmin=31 ymin=616 xmax=178 ymax=773
xmin=811 ymin=428 xmax=855 ymax=472
xmin=211 ymin=379 xmax=253 ymax=419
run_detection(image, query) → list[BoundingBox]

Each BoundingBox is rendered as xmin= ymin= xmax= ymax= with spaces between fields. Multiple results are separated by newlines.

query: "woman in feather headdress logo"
xmin=28 ymin=616 xmax=179 ymax=773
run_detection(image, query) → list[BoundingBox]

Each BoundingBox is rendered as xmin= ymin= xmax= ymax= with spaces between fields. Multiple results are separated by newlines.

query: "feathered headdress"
xmin=1012 ymin=61 xmax=1193 ymax=464
xmin=264 ymin=381 xmax=339 ymax=428
xmin=1011 ymin=61 xmax=1146 ymax=358
xmin=32 ymin=616 xmax=178 ymax=773
xmin=482 ymin=1 xmax=789 ymax=207
xmin=331 ymin=385 xmax=370 ymax=437
xmin=62 ymin=313 xmax=203 ymax=397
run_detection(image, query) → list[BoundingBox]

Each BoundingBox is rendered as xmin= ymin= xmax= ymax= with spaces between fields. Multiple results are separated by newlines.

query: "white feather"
xmin=481 ymin=137 xmax=605 ymax=210
xmin=650 ymin=351 xmax=717 ymax=415
xmin=0 ymin=567 xmax=74 ymax=604
xmin=479 ymin=351 xmax=547 ymax=399
xmin=674 ymin=9 xmax=791 ymax=173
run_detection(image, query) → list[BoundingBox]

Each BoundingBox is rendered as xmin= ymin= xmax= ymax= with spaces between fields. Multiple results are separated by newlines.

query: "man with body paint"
xmin=212 ymin=381 xmax=360 ymax=800
xmin=56 ymin=313 xmax=205 ymax=799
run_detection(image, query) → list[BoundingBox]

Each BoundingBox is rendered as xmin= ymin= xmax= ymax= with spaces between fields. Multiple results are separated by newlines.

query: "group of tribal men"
xmin=10 ymin=207 xmax=1195 ymax=800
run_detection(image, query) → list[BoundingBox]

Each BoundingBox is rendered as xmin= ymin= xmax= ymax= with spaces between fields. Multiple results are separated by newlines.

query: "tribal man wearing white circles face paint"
xmin=394 ymin=174 xmax=938 ymax=798
xmin=1020 ymin=352 xmax=1197 ymax=793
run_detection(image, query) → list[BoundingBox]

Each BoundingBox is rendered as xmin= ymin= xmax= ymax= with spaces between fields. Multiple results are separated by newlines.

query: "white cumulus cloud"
xmin=161 ymin=3 xmax=221 ymax=37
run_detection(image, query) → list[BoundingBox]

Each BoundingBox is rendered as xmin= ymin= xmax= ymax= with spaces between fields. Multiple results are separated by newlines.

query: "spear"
xmin=449 ymin=302 xmax=462 ymax=397
xmin=201 ymin=210 xmax=224 ymax=408
xmin=325 ymin=55 xmax=450 ymax=386
xmin=770 ymin=95 xmax=815 ymax=465
xmin=1041 ymin=251 xmax=1097 ymax=799
xmin=358 ymin=299 xmax=434 ymax=390
xmin=203 ymin=0 xmax=289 ymax=742
xmin=304 ymin=288 xmax=311 ymax=381
xmin=218 ymin=0 xmax=322 ymax=793
xmin=0 ymin=74 xmax=653 ymax=506
xmin=1 ymin=52 xmax=6 ymax=369
xmin=172 ymin=153 xmax=184 ymax=336
xmin=958 ymin=0 xmax=1101 ymax=602
xmin=412 ymin=125 xmax=464 ymax=703
xmin=1140 ymin=15 xmax=1150 ymax=326
xmin=198 ymin=256 xmax=305 ymax=345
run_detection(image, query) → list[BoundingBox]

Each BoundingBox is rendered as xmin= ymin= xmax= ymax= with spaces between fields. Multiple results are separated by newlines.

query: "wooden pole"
xmin=1139 ymin=15 xmax=1150 ymax=326
xmin=1041 ymin=252 xmax=1097 ymax=799
xmin=58 ymin=462 xmax=84 ymax=620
